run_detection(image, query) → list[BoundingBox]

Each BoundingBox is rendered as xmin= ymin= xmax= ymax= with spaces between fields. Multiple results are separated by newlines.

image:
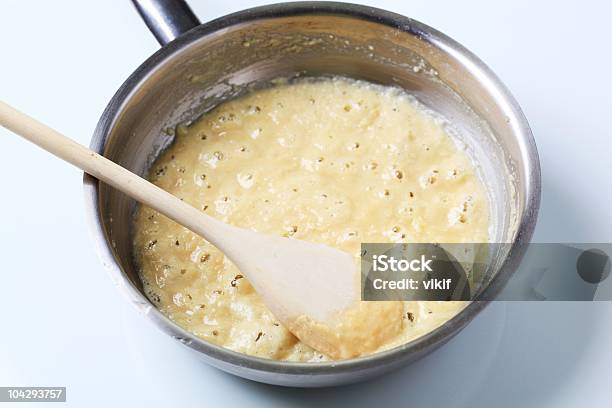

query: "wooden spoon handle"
xmin=0 ymin=100 xmax=228 ymax=246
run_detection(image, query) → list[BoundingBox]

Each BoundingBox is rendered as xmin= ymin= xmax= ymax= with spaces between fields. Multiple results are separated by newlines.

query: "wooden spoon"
xmin=0 ymin=101 xmax=402 ymax=359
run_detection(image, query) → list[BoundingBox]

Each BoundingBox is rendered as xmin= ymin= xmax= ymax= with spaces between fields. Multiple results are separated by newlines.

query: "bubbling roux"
xmin=134 ymin=77 xmax=490 ymax=361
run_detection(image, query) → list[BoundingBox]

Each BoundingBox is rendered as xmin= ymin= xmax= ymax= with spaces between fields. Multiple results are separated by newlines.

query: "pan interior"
xmin=97 ymin=14 xmax=522 ymax=317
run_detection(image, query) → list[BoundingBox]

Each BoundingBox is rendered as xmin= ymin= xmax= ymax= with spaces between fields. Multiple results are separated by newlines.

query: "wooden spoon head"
xmin=230 ymin=230 xmax=360 ymax=323
xmin=224 ymin=227 xmax=403 ymax=359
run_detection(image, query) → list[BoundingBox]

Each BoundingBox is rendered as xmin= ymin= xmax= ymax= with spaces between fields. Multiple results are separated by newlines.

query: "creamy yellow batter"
xmin=133 ymin=77 xmax=489 ymax=362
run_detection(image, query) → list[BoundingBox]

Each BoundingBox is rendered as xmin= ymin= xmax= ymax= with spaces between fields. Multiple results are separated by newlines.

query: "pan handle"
xmin=131 ymin=0 xmax=200 ymax=46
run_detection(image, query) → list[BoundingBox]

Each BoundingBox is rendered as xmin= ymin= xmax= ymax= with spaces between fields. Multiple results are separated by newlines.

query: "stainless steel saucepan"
xmin=83 ymin=0 xmax=541 ymax=387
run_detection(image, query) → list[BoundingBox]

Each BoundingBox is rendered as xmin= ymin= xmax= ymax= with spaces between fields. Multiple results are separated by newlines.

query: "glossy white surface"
xmin=1 ymin=0 xmax=611 ymax=406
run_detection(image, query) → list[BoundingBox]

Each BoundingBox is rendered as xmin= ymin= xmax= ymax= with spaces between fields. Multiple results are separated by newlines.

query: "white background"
xmin=1 ymin=0 xmax=611 ymax=406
